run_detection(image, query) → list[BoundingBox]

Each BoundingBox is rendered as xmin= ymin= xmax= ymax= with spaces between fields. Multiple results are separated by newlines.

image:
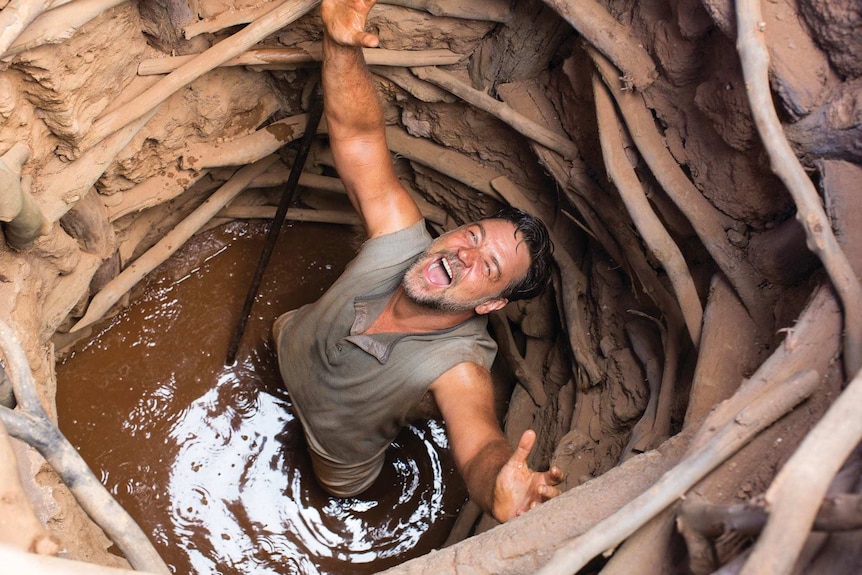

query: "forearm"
xmin=461 ymin=437 xmax=511 ymax=516
xmin=321 ymin=33 xmax=384 ymax=141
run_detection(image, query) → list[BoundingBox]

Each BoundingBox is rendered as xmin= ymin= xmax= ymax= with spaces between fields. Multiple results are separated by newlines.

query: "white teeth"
xmin=441 ymin=258 xmax=453 ymax=280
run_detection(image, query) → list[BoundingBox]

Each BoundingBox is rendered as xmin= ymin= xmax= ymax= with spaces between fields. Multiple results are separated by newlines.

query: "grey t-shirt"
xmin=277 ymin=220 xmax=497 ymax=466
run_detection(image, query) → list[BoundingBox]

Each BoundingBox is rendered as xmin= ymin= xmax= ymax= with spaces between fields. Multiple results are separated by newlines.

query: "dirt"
xmin=0 ymin=0 xmax=859 ymax=574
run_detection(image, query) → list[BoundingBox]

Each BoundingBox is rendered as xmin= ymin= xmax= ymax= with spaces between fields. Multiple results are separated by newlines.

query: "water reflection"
xmin=56 ymin=222 xmax=466 ymax=575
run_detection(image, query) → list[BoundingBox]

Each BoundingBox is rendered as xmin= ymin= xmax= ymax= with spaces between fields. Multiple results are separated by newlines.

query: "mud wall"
xmin=0 ymin=0 xmax=860 ymax=573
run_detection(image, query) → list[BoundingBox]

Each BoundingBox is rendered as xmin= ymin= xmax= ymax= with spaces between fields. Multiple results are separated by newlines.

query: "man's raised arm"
xmin=321 ymin=0 xmax=422 ymax=239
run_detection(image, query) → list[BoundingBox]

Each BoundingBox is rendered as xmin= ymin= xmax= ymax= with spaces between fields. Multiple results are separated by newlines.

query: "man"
xmin=275 ymin=0 xmax=563 ymax=523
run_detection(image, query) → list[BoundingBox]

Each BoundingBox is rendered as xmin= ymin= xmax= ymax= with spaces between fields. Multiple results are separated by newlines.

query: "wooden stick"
xmin=83 ymin=0 xmax=320 ymax=150
xmin=489 ymin=312 xmax=548 ymax=406
xmin=216 ymin=205 xmax=361 ymax=225
xmin=0 ymin=418 xmax=59 ymax=555
xmin=0 ymin=0 xmax=52 ymax=56
xmin=371 ymin=66 xmax=456 ymax=103
xmin=681 ymin=494 xmax=862 ymax=537
xmin=541 ymin=0 xmax=657 ymax=90
xmin=138 ymin=47 xmax=464 ymax=75
xmin=0 ymin=319 xmax=170 ymax=574
xmin=377 ymin=0 xmax=510 ymax=22
xmin=38 ymin=107 xmax=158 ymax=223
xmin=589 ymin=48 xmax=768 ymax=329
xmin=736 ymin=0 xmax=862 ymax=377
xmin=3 ymin=0 xmax=128 ymax=58
xmin=534 ymin=370 xmax=821 ymax=575
xmin=0 ymin=545 xmax=161 ymax=575
xmin=593 ymin=73 xmax=702 ymax=346
xmin=411 ymin=66 xmax=578 ymax=159
xmin=184 ymin=0 xmax=510 ymax=38
xmin=738 ymin=367 xmax=862 ymax=575
xmin=377 ymin=427 xmax=696 ymax=575
xmin=70 ymin=155 xmax=279 ymax=332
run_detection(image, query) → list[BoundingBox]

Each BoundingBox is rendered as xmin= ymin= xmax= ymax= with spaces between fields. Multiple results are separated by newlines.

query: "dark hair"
xmin=489 ymin=206 xmax=554 ymax=301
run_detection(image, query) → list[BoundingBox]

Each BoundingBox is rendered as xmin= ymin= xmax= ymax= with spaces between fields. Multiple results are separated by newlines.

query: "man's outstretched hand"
xmin=321 ymin=0 xmax=380 ymax=47
xmin=491 ymin=430 xmax=564 ymax=522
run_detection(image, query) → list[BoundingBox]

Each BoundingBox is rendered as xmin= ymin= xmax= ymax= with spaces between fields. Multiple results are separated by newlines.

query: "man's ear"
xmin=475 ymin=298 xmax=508 ymax=315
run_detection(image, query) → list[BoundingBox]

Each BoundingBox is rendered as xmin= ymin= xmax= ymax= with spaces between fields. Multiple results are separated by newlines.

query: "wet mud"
xmin=56 ymin=221 xmax=467 ymax=575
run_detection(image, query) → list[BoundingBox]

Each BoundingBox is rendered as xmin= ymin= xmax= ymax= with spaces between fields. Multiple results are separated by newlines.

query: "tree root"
xmin=377 ymin=428 xmax=695 ymax=575
xmin=535 ymin=369 xmax=820 ymax=575
xmin=2 ymin=0 xmax=128 ymax=58
xmin=82 ymin=0 xmax=320 ymax=151
xmin=489 ymin=311 xmax=548 ymax=406
xmin=738 ymin=366 xmax=862 ymax=575
xmin=589 ymin=48 xmax=769 ymax=329
xmin=0 ymin=318 xmax=169 ymax=573
xmin=138 ymin=47 xmax=465 ymax=76
xmin=0 ymin=0 xmax=52 ymax=56
xmin=70 ymin=154 xmax=279 ymax=332
xmin=410 ymin=65 xmax=578 ymax=159
xmin=681 ymin=494 xmax=862 ymax=538
xmin=593 ymin=72 xmax=702 ymax=347
xmin=0 ymin=418 xmax=59 ymax=554
xmin=540 ymin=0 xmax=657 ymax=90
xmin=216 ymin=204 xmax=361 ymax=226
xmin=736 ymin=0 xmax=862 ymax=377
xmin=184 ymin=0 xmax=510 ymax=39
xmin=0 ymin=144 xmax=49 ymax=251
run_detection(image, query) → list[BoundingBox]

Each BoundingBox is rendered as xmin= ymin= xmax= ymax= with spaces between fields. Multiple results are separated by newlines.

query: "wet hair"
xmin=488 ymin=206 xmax=554 ymax=302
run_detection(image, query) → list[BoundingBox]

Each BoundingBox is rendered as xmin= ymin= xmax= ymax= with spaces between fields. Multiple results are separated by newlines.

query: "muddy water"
xmin=56 ymin=221 xmax=467 ymax=575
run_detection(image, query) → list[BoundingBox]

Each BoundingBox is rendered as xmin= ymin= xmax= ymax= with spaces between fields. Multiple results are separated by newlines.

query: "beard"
xmin=401 ymin=250 xmax=487 ymax=313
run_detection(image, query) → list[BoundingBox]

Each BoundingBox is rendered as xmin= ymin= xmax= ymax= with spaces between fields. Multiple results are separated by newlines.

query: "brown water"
xmin=56 ymin=221 xmax=467 ymax=575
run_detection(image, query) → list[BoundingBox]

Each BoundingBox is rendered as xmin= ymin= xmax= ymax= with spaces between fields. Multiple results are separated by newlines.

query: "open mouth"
xmin=426 ymin=256 xmax=454 ymax=286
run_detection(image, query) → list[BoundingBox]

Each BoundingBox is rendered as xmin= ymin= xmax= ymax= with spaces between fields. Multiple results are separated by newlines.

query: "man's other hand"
xmin=321 ymin=0 xmax=380 ymax=47
xmin=491 ymin=429 xmax=564 ymax=522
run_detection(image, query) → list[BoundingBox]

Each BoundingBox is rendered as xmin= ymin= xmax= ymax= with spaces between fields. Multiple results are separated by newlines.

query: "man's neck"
xmin=364 ymin=286 xmax=474 ymax=335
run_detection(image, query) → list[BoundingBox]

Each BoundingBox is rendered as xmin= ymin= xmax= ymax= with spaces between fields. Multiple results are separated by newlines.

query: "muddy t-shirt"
xmin=277 ymin=220 xmax=497 ymax=466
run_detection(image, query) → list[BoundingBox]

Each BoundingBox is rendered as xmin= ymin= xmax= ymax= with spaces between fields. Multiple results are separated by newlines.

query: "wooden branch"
xmin=386 ymin=126 xmax=504 ymax=200
xmin=736 ymin=0 xmax=862 ymax=376
xmin=184 ymin=0 xmax=509 ymax=38
xmin=589 ymin=48 xmax=769 ymax=329
xmin=181 ymin=114 xmax=313 ymax=170
xmin=0 ymin=418 xmax=59 ymax=555
xmin=106 ymin=168 xmax=209 ymax=222
xmin=0 ymin=545 xmax=161 ymax=575
xmin=0 ymin=144 xmax=49 ymax=251
xmin=82 ymin=0 xmax=320 ymax=151
xmin=683 ymin=275 xmax=760 ymax=428
xmin=411 ymin=66 xmax=578 ymax=159
xmin=216 ymin=204 xmax=361 ymax=226
xmin=738 ymin=366 xmax=862 ymax=575
xmin=541 ymin=0 xmax=657 ymax=90
xmin=138 ymin=47 xmax=464 ymax=75
xmin=593 ymin=73 xmax=702 ymax=346
xmin=534 ymin=370 xmax=821 ymax=575
xmin=184 ymin=114 xmax=504 ymax=200
xmin=377 ymin=0 xmax=510 ymax=22
xmin=681 ymin=494 xmax=862 ymax=538
xmin=489 ymin=311 xmax=548 ymax=406
xmin=377 ymin=427 xmax=695 ymax=575
xmin=2 ymin=0 xmax=129 ymax=58
xmin=0 ymin=319 xmax=170 ymax=573
xmin=38 ymin=105 xmax=158 ymax=223
xmin=70 ymin=155 xmax=279 ymax=332
xmin=371 ymin=66 xmax=456 ymax=103
xmin=0 ymin=0 xmax=52 ymax=56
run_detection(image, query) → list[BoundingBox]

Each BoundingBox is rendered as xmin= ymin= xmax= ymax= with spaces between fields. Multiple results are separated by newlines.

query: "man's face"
xmin=402 ymin=219 xmax=532 ymax=314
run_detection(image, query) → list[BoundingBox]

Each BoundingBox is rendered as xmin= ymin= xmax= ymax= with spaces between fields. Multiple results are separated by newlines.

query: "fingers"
xmin=510 ymin=429 xmax=536 ymax=466
xmin=1 ymin=143 xmax=30 ymax=171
